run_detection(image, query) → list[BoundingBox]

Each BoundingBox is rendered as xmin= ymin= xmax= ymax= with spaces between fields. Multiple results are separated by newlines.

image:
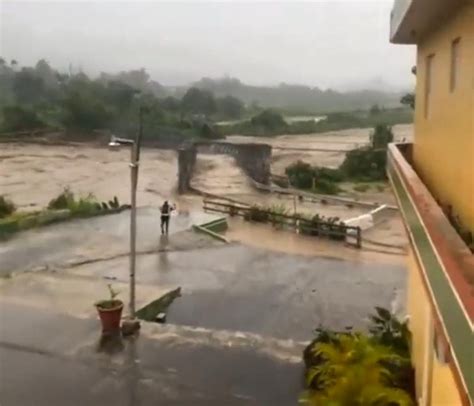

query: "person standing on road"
xmin=160 ymin=200 xmax=175 ymax=235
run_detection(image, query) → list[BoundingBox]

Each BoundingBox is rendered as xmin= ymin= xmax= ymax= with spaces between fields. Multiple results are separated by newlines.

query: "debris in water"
xmin=155 ymin=312 xmax=167 ymax=323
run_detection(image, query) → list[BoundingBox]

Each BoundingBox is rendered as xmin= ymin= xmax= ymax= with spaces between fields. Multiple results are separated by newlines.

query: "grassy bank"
xmin=0 ymin=190 xmax=128 ymax=240
xmin=217 ymin=107 xmax=412 ymax=137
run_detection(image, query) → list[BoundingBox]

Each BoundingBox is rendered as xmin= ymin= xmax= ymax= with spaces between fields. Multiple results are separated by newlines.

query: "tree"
xmin=13 ymin=68 xmax=46 ymax=104
xmin=114 ymin=68 xmax=150 ymax=91
xmin=160 ymin=96 xmax=181 ymax=112
xmin=1 ymin=105 xmax=46 ymax=132
xmin=250 ymin=109 xmax=287 ymax=131
xmin=400 ymin=93 xmax=415 ymax=109
xmin=216 ymin=95 xmax=244 ymax=119
xmin=35 ymin=59 xmax=59 ymax=89
xmin=371 ymin=124 xmax=393 ymax=149
xmin=104 ymin=81 xmax=138 ymax=113
xmin=286 ymin=160 xmax=314 ymax=189
xmin=181 ymin=87 xmax=216 ymax=116
xmin=369 ymin=104 xmax=381 ymax=115
xmin=61 ymin=91 xmax=111 ymax=131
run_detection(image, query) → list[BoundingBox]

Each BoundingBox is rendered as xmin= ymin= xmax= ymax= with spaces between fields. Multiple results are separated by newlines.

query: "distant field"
xmin=217 ymin=107 xmax=413 ymax=137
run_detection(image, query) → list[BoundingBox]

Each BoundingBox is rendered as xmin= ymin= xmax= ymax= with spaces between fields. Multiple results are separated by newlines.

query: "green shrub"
xmin=48 ymin=187 xmax=74 ymax=210
xmin=1 ymin=105 xmax=46 ymax=132
xmin=340 ymin=148 xmax=387 ymax=181
xmin=69 ymin=194 xmax=100 ymax=216
xmin=286 ymin=160 xmax=314 ymax=189
xmin=301 ymin=309 xmax=415 ymax=405
xmin=0 ymin=217 xmax=20 ymax=239
xmin=199 ymin=122 xmax=222 ymax=140
xmin=313 ymin=179 xmax=342 ymax=195
xmin=299 ymin=214 xmax=346 ymax=240
xmin=286 ymin=161 xmax=345 ymax=194
xmin=268 ymin=204 xmax=288 ymax=226
xmin=244 ymin=205 xmax=270 ymax=223
xmin=0 ymin=196 xmax=16 ymax=218
xmin=108 ymin=196 xmax=120 ymax=209
xmin=48 ymin=188 xmax=100 ymax=216
xmin=315 ymin=167 xmax=345 ymax=183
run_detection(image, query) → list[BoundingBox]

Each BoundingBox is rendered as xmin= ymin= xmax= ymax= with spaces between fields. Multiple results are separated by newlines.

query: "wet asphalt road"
xmin=0 ymin=302 xmax=302 ymax=406
xmin=0 ymin=210 xmax=406 ymax=405
xmin=0 ymin=208 xmax=217 ymax=275
xmin=69 ymin=242 xmax=406 ymax=341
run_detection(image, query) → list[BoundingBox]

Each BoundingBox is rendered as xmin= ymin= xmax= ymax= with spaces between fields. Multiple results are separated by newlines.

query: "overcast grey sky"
xmin=0 ymin=1 xmax=415 ymax=90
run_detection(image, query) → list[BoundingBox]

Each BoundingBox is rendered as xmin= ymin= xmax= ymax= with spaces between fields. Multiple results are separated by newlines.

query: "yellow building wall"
xmin=414 ymin=2 xmax=474 ymax=230
xmin=431 ymin=354 xmax=464 ymax=406
xmin=407 ymin=247 xmax=431 ymax=400
xmin=406 ymin=247 xmax=464 ymax=405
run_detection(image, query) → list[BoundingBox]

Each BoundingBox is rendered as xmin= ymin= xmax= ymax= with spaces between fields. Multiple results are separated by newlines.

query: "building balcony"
xmin=387 ymin=143 xmax=474 ymax=403
xmin=390 ymin=0 xmax=466 ymax=44
xmin=390 ymin=0 xmax=412 ymax=42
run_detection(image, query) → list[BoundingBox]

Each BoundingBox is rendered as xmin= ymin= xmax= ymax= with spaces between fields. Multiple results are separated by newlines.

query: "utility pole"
xmin=108 ymin=106 xmax=146 ymax=322
xmin=129 ymin=106 xmax=145 ymax=319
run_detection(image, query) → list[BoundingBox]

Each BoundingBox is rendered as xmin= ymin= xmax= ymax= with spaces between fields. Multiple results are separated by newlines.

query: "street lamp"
xmin=108 ymin=106 xmax=147 ymax=322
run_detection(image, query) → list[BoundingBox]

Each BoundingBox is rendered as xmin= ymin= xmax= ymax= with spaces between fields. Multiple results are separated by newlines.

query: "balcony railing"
xmin=387 ymin=142 xmax=473 ymax=404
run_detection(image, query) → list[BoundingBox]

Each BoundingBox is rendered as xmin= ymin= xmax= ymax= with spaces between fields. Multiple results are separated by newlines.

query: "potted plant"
xmin=95 ymin=284 xmax=123 ymax=333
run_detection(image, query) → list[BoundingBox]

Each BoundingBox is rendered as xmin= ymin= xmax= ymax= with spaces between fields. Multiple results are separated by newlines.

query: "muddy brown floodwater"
xmin=0 ymin=124 xmax=411 ymax=252
xmin=0 ymin=143 xmax=178 ymax=211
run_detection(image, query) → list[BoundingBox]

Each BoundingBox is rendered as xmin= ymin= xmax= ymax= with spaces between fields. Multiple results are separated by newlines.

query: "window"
xmin=424 ymin=54 xmax=434 ymax=118
xmin=450 ymin=37 xmax=461 ymax=91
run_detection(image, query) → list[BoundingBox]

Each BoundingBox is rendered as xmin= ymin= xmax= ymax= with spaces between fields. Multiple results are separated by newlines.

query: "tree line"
xmin=0 ymin=58 xmax=413 ymax=140
xmin=0 ymin=58 xmax=245 ymax=139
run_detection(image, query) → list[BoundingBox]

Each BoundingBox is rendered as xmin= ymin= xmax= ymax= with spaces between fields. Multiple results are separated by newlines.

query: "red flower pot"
xmin=95 ymin=300 xmax=124 ymax=333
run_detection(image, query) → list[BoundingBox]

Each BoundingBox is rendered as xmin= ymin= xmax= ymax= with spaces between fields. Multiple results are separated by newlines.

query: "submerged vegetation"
xmin=0 ymin=196 xmax=16 ymax=219
xmin=0 ymin=189 xmax=127 ymax=240
xmin=301 ymin=307 xmax=414 ymax=406
xmin=242 ymin=203 xmax=349 ymax=241
xmin=285 ymin=124 xmax=394 ymax=195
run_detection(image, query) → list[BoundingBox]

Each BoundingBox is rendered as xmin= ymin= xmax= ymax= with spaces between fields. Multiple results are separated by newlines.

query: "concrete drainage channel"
xmin=192 ymin=217 xmax=229 ymax=243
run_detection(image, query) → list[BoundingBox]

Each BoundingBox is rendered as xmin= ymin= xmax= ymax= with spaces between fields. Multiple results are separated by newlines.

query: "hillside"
xmin=187 ymin=77 xmax=404 ymax=113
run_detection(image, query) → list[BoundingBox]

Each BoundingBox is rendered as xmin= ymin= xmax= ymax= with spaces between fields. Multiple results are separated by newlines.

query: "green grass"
xmin=0 ymin=196 xmax=16 ymax=218
xmin=0 ymin=190 xmax=125 ymax=240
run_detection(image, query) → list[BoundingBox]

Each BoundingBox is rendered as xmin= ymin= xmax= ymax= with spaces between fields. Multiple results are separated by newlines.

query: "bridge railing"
xmin=203 ymin=198 xmax=362 ymax=248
